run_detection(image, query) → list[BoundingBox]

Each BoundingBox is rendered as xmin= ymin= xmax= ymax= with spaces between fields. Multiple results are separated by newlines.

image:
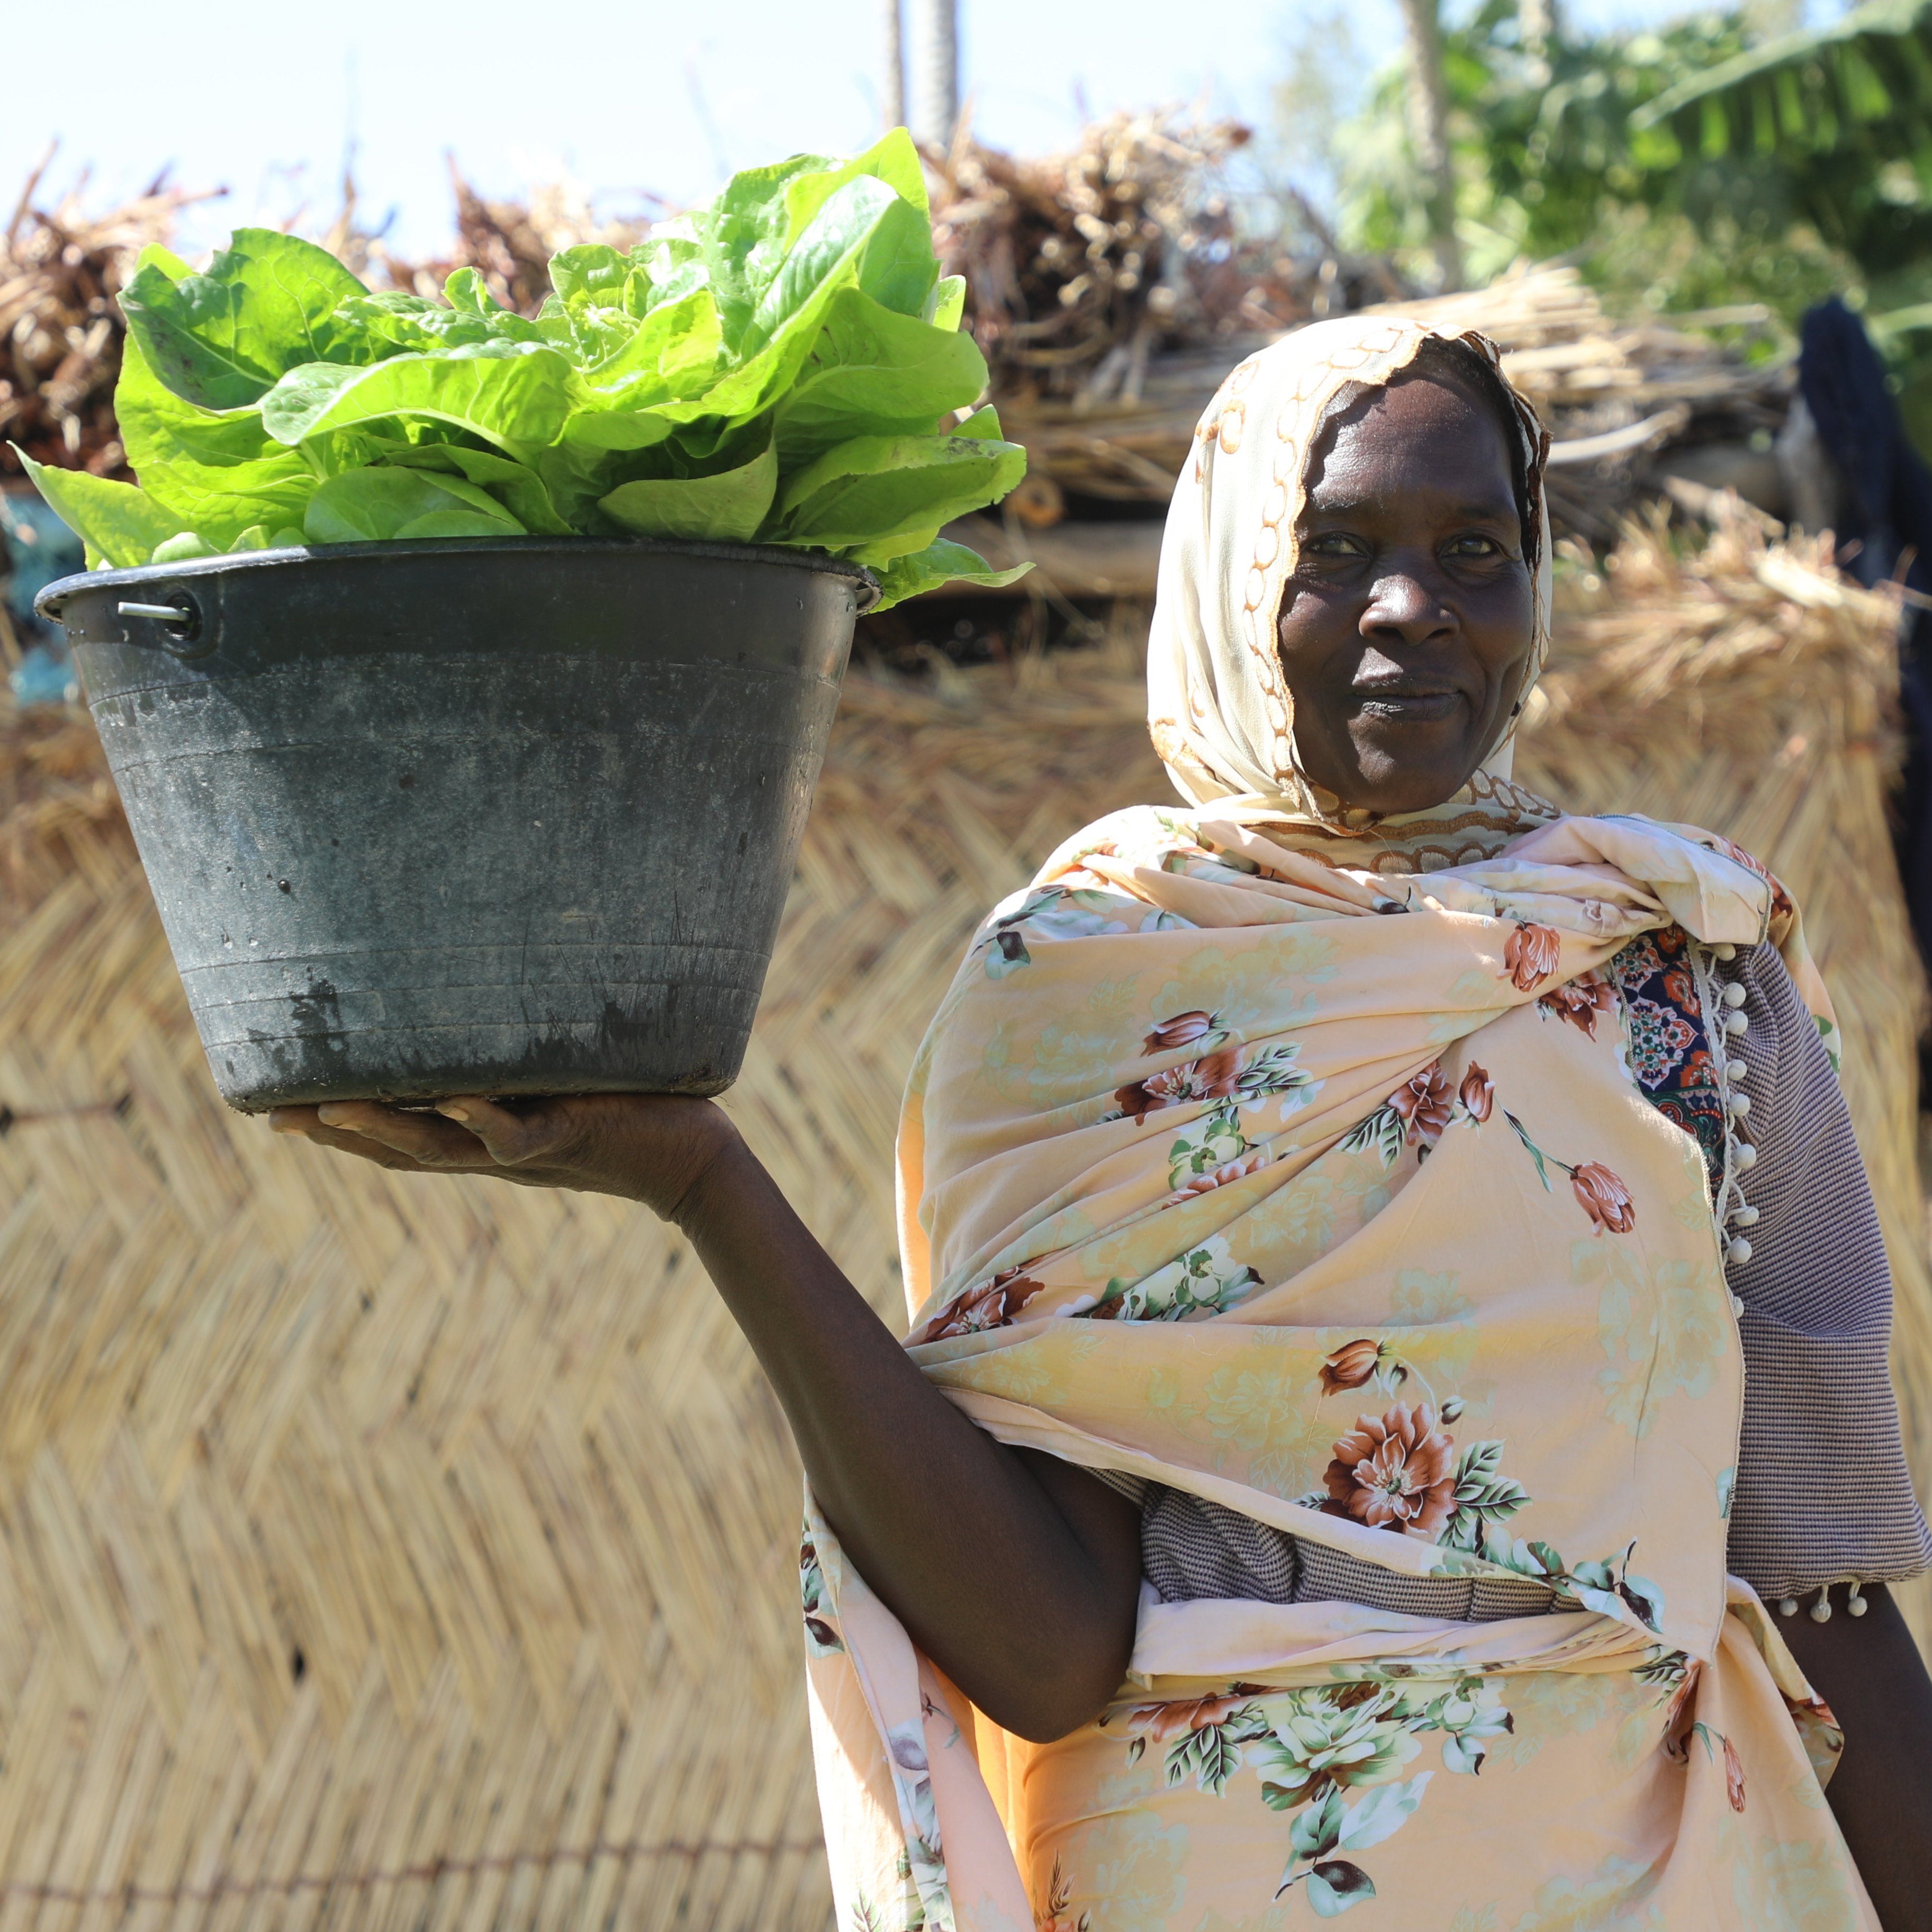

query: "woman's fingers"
xmin=309 ymin=1101 xmax=498 ymax=1169
xmin=271 ymin=1098 xmax=575 ymax=1176
xmin=268 ymin=1109 xmax=438 ymax=1172
xmin=310 ymin=1130 xmax=438 ymax=1171
xmin=432 ymin=1096 xmax=574 ymax=1167
xmin=320 ymin=1102 xmax=493 ymax=1166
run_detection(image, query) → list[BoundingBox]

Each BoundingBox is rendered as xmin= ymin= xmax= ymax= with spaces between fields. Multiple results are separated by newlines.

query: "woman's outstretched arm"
xmin=271 ymin=1093 xmax=1143 ymax=1742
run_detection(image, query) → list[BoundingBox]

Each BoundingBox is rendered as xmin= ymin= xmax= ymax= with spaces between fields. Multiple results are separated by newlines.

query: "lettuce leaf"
xmin=260 ymin=343 xmax=581 ymax=458
xmin=925 ymin=275 xmax=967 ymax=331
xmin=381 ymin=443 xmax=574 ymax=535
xmin=120 ymin=230 xmax=374 ymax=409
xmin=30 ymin=136 xmax=1025 ymax=598
xmin=778 ymin=429 xmax=1027 ymax=549
xmin=303 ymin=468 xmax=527 ymax=544
xmin=114 ymin=331 xmax=321 ymax=545
xmin=12 ymin=449 xmax=189 ymax=568
xmin=336 ymin=288 xmax=540 ymax=354
xmin=575 ymin=288 xmax=723 ymax=413
xmin=599 ymin=436 xmax=779 ymax=543
xmin=869 ymin=538 xmax=1033 ymax=604
xmin=773 ymin=286 xmax=986 ymax=463
xmin=781 ymin=130 xmax=929 ymax=248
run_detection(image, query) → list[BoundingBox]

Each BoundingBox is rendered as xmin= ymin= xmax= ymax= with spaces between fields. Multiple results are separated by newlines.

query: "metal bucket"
xmin=37 ymin=536 xmax=873 ymax=1111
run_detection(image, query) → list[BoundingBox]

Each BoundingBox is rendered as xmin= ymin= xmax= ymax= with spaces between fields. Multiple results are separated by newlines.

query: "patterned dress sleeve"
xmin=1723 ymin=941 xmax=1932 ymax=1603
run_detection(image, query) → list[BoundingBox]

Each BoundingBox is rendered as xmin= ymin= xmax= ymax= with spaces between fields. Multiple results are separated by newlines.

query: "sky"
xmin=6 ymin=0 xmax=1807 ymax=262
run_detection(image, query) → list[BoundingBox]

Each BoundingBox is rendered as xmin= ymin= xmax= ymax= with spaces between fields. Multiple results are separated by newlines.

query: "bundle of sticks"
xmin=0 ymin=154 xmax=211 ymax=482
xmin=926 ymin=110 xmax=1399 ymax=414
xmin=0 ymin=158 xmax=645 ymax=497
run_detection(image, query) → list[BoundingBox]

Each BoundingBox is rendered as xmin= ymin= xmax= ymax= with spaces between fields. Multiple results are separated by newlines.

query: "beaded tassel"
xmin=1695 ymin=942 xmax=1758 ymax=1305
xmin=1776 ymin=1581 xmax=1868 ymax=1619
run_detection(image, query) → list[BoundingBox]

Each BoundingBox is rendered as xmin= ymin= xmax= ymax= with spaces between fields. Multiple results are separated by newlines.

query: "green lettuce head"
xmin=17 ymin=130 xmax=1030 ymax=611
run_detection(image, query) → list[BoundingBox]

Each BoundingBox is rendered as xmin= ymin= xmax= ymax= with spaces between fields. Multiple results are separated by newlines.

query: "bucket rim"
xmin=34 ymin=532 xmax=882 ymax=624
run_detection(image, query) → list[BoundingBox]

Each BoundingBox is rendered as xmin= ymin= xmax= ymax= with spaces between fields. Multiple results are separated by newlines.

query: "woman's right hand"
xmin=268 ymin=1092 xmax=744 ymax=1225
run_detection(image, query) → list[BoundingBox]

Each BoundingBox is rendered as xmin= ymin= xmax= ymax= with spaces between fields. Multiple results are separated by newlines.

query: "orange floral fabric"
xmin=798 ymin=797 xmax=1873 ymax=1932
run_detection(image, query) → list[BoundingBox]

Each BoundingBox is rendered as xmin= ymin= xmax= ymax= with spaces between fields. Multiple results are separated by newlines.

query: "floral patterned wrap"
xmin=799 ymin=318 xmax=1875 ymax=1930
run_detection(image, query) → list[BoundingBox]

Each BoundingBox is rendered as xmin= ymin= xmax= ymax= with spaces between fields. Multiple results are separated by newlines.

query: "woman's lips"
xmin=1353 ymin=689 xmax=1465 ymax=723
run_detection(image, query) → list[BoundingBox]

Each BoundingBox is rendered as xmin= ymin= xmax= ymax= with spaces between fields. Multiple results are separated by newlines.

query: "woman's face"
xmin=1276 ymin=373 xmax=1535 ymax=816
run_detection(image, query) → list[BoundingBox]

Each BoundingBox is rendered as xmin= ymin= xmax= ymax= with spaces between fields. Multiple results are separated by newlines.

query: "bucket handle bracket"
xmin=116 ymin=589 xmax=214 ymax=659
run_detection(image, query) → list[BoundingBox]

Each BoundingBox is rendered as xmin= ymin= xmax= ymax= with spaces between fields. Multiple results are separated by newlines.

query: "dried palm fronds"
xmin=377 ymin=165 xmax=654 ymax=317
xmin=1001 ymin=259 xmax=1791 ymax=530
xmin=927 ymin=110 xmax=1388 ymax=412
xmin=0 ymin=153 xmax=215 ymax=482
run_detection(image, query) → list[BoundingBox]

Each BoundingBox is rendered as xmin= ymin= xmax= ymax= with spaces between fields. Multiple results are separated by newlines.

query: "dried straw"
xmin=0 ymin=532 xmax=1924 ymax=1921
xmin=0 ymin=157 xmax=213 ymax=482
xmin=926 ymin=110 xmax=1358 ymax=409
xmin=0 ymin=156 xmax=643 ymax=503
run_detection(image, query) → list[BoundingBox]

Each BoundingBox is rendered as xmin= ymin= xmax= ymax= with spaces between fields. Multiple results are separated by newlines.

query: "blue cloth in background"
xmin=1799 ymin=299 xmax=1932 ymax=977
xmin=0 ymin=491 xmax=84 ymax=707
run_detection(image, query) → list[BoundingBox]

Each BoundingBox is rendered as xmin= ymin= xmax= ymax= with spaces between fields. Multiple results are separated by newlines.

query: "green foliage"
xmin=1635 ymin=0 xmax=1932 ymax=284
xmin=119 ymin=231 xmax=374 ymax=409
xmin=599 ymin=432 xmax=780 ymax=543
xmin=1634 ymin=0 xmax=1932 ymax=419
xmin=19 ymin=131 xmax=1025 ymax=611
xmin=14 ymin=455 xmax=185 ymax=570
xmin=302 ymin=468 xmax=527 ymax=545
xmin=1322 ymin=0 xmax=1882 ymax=322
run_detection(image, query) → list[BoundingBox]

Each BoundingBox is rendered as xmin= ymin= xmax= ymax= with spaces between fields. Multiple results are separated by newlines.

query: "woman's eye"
xmin=1445 ymin=535 xmax=1499 ymax=558
xmin=1304 ymin=533 xmax=1366 ymax=558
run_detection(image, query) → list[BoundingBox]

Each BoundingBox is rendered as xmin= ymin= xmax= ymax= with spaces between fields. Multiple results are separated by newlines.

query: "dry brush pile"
xmin=0 ymin=159 xmax=645 ymax=493
xmin=910 ymin=119 xmax=1794 ymax=540
xmin=995 ymin=255 xmax=1793 ymax=534
xmin=0 ymin=158 xmax=209 ymax=483
xmin=925 ymin=109 xmax=1397 ymax=412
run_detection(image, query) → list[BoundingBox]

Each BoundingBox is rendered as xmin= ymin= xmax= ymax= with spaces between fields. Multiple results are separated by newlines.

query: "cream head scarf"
xmin=1146 ymin=315 xmax=1554 ymax=821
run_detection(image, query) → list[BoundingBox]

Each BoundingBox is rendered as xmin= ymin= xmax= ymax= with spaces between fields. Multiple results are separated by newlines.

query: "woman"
xmin=275 ymin=316 xmax=1932 ymax=1928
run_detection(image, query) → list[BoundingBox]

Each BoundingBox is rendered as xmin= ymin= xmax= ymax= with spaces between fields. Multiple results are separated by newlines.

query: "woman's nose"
xmin=1363 ymin=566 xmax=1454 ymax=645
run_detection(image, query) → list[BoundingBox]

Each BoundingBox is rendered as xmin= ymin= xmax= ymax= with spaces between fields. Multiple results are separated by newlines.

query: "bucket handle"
xmin=114 ymin=588 xmax=215 ymax=660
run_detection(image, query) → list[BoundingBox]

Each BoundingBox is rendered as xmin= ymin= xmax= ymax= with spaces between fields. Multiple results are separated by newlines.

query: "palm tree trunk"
xmin=907 ymin=0 xmax=959 ymax=150
xmin=1397 ymin=0 xmax=1462 ymax=290
xmin=883 ymin=0 xmax=906 ymax=132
